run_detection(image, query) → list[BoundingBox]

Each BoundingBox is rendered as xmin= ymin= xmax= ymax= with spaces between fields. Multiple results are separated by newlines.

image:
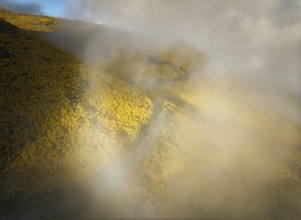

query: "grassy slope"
xmin=0 ymin=8 xmax=59 ymax=32
xmin=1 ymin=8 xmax=301 ymax=219
xmin=0 ymin=17 xmax=152 ymax=197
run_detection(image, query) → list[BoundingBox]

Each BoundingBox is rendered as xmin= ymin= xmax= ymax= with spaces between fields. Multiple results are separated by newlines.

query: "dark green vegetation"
xmin=1 ymin=7 xmax=301 ymax=220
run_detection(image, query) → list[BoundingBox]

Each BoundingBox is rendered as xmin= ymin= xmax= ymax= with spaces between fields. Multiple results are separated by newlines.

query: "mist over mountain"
xmin=0 ymin=3 xmax=301 ymax=219
xmin=65 ymin=0 xmax=301 ymax=125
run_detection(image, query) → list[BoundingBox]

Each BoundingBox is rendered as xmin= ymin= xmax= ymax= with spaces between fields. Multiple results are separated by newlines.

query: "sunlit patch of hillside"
xmin=0 ymin=18 xmax=152 ymax=197
xmin=0 ymin=8 xmax=59 ymax=32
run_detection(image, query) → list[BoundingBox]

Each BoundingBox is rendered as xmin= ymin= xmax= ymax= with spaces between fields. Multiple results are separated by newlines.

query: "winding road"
xmin=0 ymin=98 xmax=165 ymax=220
xmin=0 ymin=55 xmax=189 ymax=219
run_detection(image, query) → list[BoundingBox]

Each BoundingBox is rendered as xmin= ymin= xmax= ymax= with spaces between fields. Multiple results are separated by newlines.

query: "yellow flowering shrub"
xmin=0 ymin=18 xmax=152 ymax=197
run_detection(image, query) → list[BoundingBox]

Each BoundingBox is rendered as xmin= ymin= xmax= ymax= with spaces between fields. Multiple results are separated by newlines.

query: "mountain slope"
xmin=0 ymin=8 xmax=203 ymax=84
xmin=0 ymin=18 xmax=152 ymax=197
xmin=0 ymin=7 xmax=59 ymax=32
xmin=1 ymin=8 xmax=301 ymax=220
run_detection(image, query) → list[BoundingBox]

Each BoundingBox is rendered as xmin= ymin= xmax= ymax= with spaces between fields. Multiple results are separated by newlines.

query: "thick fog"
xmin=64 ymin=0 xmax=301 ymax=125
xmin=0 ymin=1 xmax=300 ymax=219
xmin=59 ymin=1 xmax=301 ymax=219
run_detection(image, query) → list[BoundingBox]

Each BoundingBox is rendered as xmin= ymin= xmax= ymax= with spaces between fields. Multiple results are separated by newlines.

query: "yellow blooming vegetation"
xmin=89 ymin=82 xmax=301 ymax=218
xmin=0 ymin=18 xmax=152 ymax=197
xmin=167 ymin=82 xmax=203 ymax=107
xmin=0 ymin=8 xmax=59 ymax=32
xmin=103 ymin=49 xmax=183 ymax=82
xmin=1 ymin=7 xmax=301 ymax=219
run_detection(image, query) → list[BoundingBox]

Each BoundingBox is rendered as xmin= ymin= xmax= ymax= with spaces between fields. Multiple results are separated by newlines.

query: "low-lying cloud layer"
xmin=25 ymin=1 xmax=300 ymax=218
xmin=0 ymin=1 xmax=300 ymax=219
xmin=65 ymin=0 xmax=301 ymax=125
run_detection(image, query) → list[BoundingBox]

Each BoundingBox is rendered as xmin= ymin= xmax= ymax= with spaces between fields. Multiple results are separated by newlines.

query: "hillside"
xmin=1 ymin=8 xmax=301 ymax=220
xmin=0 ymin=7 xmax=59 ymax=32
xmin=0 ymin=17 xmax=152 ymax=197
xmin=0 ymin=8 xmax=203 ymax=84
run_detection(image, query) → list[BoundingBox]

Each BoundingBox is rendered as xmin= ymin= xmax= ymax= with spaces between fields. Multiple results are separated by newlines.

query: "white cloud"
xmin=65 ymin=0 xmax=301 ymax=123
